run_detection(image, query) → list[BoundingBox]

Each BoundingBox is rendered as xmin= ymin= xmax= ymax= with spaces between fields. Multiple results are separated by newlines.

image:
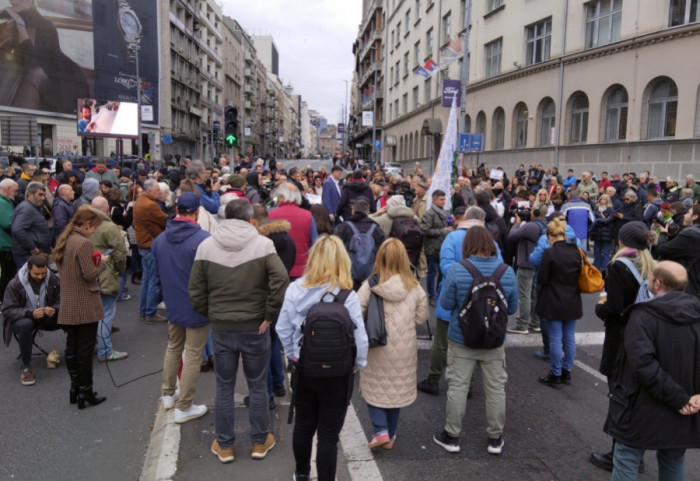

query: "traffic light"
xmin=225 ymin=106 xmax=238 ymax=146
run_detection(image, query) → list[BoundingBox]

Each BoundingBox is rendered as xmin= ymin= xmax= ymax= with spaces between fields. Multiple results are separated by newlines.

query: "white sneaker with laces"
xmin=161 ymin=389 xmax=179 ymax=410
xmin=175 ymin=404 xmax=207 ymax=424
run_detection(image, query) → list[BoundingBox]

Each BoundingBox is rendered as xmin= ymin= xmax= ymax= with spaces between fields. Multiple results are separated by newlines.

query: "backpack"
xmin=616 ymin=257 xmax=652 ymax=303
xmin=347 ymin=222 xmax=378 ymax=281
xmin=457 ymin=260 xmax=510 ymax=349
xmin=300 ymin=290 xmax=356 ymax=378
xmin=390 ymin=217 xmax=423 ymax=267
xmin=485 ymin=219 xmax=502 ymax=247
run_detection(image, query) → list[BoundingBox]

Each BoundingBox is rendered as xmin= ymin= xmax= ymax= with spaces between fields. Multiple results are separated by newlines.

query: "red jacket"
xmin=269 ymin=202 xmax=311 ymax=278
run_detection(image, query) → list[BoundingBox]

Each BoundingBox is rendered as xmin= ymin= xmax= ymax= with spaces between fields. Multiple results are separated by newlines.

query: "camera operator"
xmin=506 ymin=202 xmax=548 ymax=335
xmin=186 ymin=161 xmax=221 ymax=215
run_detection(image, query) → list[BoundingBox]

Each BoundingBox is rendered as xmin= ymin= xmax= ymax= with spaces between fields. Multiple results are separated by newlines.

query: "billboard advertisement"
xmin=77 ymin=98 xmax=138 ymax=137
xmin=0 ymin=0 xmax=158 ymax=124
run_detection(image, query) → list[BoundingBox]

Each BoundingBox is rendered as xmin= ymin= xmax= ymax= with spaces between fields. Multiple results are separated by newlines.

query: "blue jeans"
xmin=426 ymin=256 xmax=438 ymax=299
xmin=593 ymin=241 xmax=612 ymax=272
xmin=547 ymin=319 xmax=577 ymax=376
xmin=612 ymin=442 xmax=685 ymax=481
xmin=202 ymin=328 xmax=214 ymax=362
xmin=212 ymin=329 xmax=270 ymax=447
xmin=96 ymin=294 xmax=117 ymax=359
xmin=267 ymin=330 xmax=284 ymax=397
xmin=139 ymin=248 xmax=160 ymax=317
xmin=367 ymin=404 xmax=400 ymax=438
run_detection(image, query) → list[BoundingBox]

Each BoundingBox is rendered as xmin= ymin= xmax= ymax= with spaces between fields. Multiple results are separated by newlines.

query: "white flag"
xmin=426 ymin=95 xmax=458 ymax=212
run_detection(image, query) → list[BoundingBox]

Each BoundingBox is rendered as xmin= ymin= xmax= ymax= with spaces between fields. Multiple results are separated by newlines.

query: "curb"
xmin=139 ymin=404 xmax=181 ymax=481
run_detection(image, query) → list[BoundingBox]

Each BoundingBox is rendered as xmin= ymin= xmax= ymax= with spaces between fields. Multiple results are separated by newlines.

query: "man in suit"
xmin=322 ymin=165 xmax=343 ymax=225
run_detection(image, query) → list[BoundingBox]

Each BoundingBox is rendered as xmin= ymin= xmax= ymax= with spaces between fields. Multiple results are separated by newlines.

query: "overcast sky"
xmin=221 ymin=0 xmax=361 ymax=125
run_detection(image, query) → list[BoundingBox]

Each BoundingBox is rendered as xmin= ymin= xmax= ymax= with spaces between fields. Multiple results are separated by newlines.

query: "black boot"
xmin=77 ymin=386 xmax=106 ymax=410
xmin=589 ymin=450 xmax=614 ymax=471
xmin=66 ymin=352 xmax=79 ymax=404
xmin=538 ymin=372 xmax=562 ymax=389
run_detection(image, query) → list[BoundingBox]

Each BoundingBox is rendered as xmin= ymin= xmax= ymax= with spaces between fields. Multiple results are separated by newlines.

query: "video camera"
xmin=389 ymin=181 xmax=416 ymax=208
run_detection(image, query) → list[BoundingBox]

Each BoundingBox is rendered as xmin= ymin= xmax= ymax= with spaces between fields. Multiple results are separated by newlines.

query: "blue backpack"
xmin=347 ymin=222 xmax=378 ymax=282
xmin=617 ymin=257 xmax=652 ymax=303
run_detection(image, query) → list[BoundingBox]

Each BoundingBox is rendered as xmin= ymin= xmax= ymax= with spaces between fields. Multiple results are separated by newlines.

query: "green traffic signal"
xmin=225 ymin=133 xmax=237 ymax=146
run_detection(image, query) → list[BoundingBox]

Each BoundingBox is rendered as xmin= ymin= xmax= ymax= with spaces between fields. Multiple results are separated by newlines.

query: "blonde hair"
xmin=613 ymin=241 xmax=656 ymax=280
xmin=598 ymin=194 xmax=612 ymax=207
xmin=302 ymin=235 xmax=353 ymax=290
xmin=536 ymin=188 xmax=552 ymax=205
xmin=547 ymin=217 xmax=567 ymax=238
xmin=370 ymin=238 xmax=419 ymax=291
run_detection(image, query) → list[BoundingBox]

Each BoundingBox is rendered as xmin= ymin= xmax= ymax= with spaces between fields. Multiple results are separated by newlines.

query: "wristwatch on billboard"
xmin=116 ymin=0 xmax=142 ymax=61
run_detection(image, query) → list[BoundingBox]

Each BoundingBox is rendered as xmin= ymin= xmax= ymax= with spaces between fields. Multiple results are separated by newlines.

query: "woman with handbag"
xmin=536 ymin=218 xmax=584 ymax=389
xmin=357 ymin=238 xmax=429 ymax=450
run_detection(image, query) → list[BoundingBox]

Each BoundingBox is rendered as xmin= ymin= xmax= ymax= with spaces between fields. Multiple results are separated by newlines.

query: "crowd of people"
xmin=2 ymin=152 xmax=700 ymax=481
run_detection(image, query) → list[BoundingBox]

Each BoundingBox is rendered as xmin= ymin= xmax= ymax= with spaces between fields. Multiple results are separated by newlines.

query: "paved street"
xmin=4 ymin=269 xmax=700 ymax=480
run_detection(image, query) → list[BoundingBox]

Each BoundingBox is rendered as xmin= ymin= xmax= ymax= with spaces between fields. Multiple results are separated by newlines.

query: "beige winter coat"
xmin=357 ymin=274 xmax=429 ymax=408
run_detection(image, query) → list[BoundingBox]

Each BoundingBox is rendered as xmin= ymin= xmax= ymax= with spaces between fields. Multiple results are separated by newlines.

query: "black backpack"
xmin=300 ymin=290 xmax=356 ymax=378
xmin=457 ymin=260 xmax=509 ymax=349
xmin=390 ymin=217 xmax=423 ymax=267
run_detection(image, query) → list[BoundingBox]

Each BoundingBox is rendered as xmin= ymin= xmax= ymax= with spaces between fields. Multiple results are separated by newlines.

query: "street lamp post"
xmin=343 ymin=79 xmax=349 ymax=155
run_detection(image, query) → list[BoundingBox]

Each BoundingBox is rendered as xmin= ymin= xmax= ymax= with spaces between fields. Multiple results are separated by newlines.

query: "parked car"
xmin=383 ymin=162 xmax=403 ymax=177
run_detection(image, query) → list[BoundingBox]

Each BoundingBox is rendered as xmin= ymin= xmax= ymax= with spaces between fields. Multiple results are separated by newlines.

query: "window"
xmin=488 ymin=0 xmax=504 ymax=12
xmin=389 ymin=66 xmax=394 ymax=89
xmin=605 ymin=85 xmax=628 ymax=141
xmin=646 ymin=78 xmax=678 ymax=139
xmin=465 ymin=114 xmax=471 ymax=133
xmin=476 ymin=111 xmax=486 ymax=139
xmin=416 ymin=0 xmax=422 ymax=15
xmin=426 ymin=29 xmax=434 ymax=58
xmin=403 ymin=93 xmax=409 ymax=114
xmin=396 ymin=22 xmax=401 ymax=46
xmin=461 ymin=0 xmax=467 ymax=28
xmin=404 ymin=52 xmax=410 ymax=76
xmin=394 ymin=100 xmax=399 ymax=119
xmin=669 ymin=0 xmax=699 ymax=26
xmin=406 ymin=10 xmax=411 ymax=32
xmin=526 ymin=18 xmax=552 ymax=65
xmin=514 ymin=104 xmax=529 ymax=147
xmin=391 ymin=30 xmax=395 ymax=49
xmin=442 ymin=12 xmax=452 ymax=43
xmin=485 ymin=38 xmax=502 ymax=78
xmin=413 ymin=86 xmax=419 ymax=109
xmin=425 ymin=77 xmax=432 ymax=103
xmin=585 ymin=0 xmax=622 ymax=49
xmin=395 ymin=61 xmax=400 ymax=84
xmin=493 ymin=107 xmax=505 ymax=150
xmin=414 ymin=41 xmax=421 ymax=66
xmin=569 ymin=93 xmax=589 ymax=144
xmin=539 ymin=98 xmax=556 ymax=146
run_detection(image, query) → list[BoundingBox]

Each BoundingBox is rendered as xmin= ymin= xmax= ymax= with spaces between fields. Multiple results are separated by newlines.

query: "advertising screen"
xmin=77 ymin=98 xmax=138 ymax=138
xmin=0 ymin=0 xmax=158 ymax=124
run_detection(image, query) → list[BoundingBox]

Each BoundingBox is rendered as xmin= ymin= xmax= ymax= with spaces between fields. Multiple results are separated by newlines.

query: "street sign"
xmin=374 ymin=139 xmax=382 ymax=152
xmin=470 ymin=133 xmax=484 ymax=153
xmin=458 ymin=133 xmax=471 ymax=153
xmin=213 ymin=120 xmax=220 ymax=132
xmin=338 ymin=123 xmax=345 ymax=133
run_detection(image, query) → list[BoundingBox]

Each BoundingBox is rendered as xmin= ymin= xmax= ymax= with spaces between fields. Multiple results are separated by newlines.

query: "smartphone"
xmin=102 ymin=248 xmax=114 ymax=256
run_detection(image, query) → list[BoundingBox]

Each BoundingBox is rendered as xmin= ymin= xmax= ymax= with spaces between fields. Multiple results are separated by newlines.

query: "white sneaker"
xmin=158 ymin=301 xmax=166 ymax=310
xmin=174 ymin=404 xmax=207 ymax=424
xmin=161 ymin=390 xmax=179 ymax=410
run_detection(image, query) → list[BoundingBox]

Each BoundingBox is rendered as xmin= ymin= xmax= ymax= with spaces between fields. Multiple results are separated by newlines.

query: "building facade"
xmin=357 ymin=0 xmax=700 ymax=179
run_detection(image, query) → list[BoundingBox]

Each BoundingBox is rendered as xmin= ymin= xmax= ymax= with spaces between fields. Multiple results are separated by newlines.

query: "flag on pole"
xmin=439 ymin=45 xmax=458 ymax=67
xmin=449 ymin=33 xmax=464 ymax=54
xmin=426 ymin=95 xmax=458 ymax=212
xmin=424 ymin=59 xmax=439 ymax=76
xmin=414 ymin=66 xmax=430 ymax=78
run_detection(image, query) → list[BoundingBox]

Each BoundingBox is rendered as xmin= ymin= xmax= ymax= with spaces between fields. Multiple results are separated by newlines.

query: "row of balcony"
xmin=359 ymin=0 xmax=383 ymax=37
xmin=359 ymin=61 xmax=382 ymax=88
xmin=358 ymin=29 xmax=383 ymax=64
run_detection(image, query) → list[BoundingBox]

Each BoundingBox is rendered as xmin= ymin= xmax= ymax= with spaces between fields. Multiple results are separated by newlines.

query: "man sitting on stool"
xmin=2 ymin=255 xmax=61 ymax=386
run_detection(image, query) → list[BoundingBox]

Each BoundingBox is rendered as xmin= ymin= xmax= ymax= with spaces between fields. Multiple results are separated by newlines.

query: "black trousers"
xmin=64 ymin=323 xmax=98 ymax=389
xmin=0 ymin=251 xmax=17 ymax=301
xmin=293 ymin=371 xmax=351 ymax=481
xmin=13 ymin=315 xmax=60 ymax=367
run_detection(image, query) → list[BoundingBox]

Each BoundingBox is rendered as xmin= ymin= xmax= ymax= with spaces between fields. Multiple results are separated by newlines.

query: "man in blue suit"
xmin=322 ymin=165 xmax=343 ymax=225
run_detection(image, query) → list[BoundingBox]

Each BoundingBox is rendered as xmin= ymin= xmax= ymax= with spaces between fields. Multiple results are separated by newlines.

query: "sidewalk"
xmin=151 ymin=361 xmax=354 ymax=481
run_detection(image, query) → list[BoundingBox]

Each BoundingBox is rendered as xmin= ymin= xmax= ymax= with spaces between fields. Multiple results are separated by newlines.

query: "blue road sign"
xmin=374 ymin=139 xmax=382 ymax=152
xmin=213 ymin=120 xmax=221 ymax=132
xmin=470 ymin=133 xmax=484 ymax=152
xmin=459 ymin=133 xmax=471 ymax=153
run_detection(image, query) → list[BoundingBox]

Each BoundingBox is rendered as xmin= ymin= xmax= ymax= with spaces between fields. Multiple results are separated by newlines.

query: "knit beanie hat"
xmin=618 ymin=221 xmax=649 ymax=250
xmin=227 ymin=174 xmax=246 ymax=189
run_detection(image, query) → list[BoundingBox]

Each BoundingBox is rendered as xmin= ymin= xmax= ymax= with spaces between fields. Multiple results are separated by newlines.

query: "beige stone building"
xmin=221 ymin=17 xmax=244 ymax=159
xmin=367 ymin=0 xmax=700 ymax=179
xmin=320 ymin=125 xmax=341 ymax=156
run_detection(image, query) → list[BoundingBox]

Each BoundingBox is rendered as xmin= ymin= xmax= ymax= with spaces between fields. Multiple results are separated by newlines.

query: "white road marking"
xmin=573 ymin=359 xmax=608 ymax=383
xmin=340 ymin=404 xmax=384 ymax=481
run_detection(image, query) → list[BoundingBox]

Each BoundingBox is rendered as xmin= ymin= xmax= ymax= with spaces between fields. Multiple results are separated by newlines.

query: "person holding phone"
xmin=88 ymin=198 xmax=128 ymax=362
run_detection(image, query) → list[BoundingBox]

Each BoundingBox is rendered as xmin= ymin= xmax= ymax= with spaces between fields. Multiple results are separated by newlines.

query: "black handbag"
xmin=365 ymin=275 xmax=387 ymax=347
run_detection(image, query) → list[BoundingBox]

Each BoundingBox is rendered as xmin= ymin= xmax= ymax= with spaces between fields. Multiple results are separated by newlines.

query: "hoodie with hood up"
xmin=189 ymin=219 xmax=289 ymax=331
xmin=152 ymin=218 xmax=210 ymax=327
xmin=275 ymin=279 xmax=368 ymax=371
xmin=74 ymin=178 xmax=99 ymax=209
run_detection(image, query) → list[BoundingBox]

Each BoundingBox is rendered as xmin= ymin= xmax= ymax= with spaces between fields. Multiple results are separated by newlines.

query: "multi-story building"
xmin=300 ymin=101 xmax=312 ymax=157
xmin=373 ymin=0 xmax=700 ymax=178
xmin=350 ymin=0 xmax=386 ymax=162
xmin=319 ymin=125 xmax=341 ymax=156
xmin=251 ymin=35 xmax=280 ymax=76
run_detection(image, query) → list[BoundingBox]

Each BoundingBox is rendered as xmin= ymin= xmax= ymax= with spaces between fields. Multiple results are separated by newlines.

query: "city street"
xmin=3 ymin=272 xmax=700 ymax=481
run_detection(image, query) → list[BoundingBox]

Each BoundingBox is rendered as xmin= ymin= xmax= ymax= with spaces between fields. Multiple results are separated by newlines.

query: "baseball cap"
xmin=177 ymin=192 xmax=200 ymax=213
